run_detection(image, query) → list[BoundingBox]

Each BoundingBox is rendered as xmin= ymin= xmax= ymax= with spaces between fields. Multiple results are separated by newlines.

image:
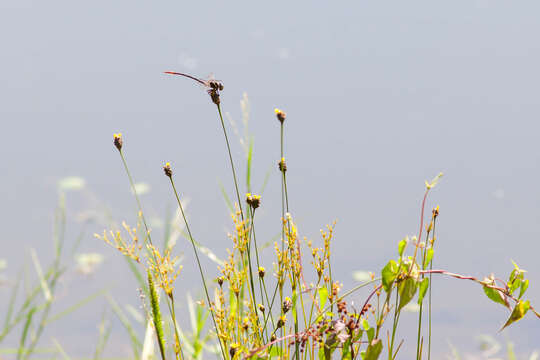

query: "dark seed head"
xmin=163 ymin=162 xmax=172 ymax=177
xmin=113 ymin=133 xmax=123 ymax=151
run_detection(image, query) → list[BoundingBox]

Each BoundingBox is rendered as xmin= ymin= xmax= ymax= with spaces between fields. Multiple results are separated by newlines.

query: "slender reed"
xmin=113 ymin=136 xmax=184 ymax=359
xmin=165 ymin=165 xmax=227 ymax=359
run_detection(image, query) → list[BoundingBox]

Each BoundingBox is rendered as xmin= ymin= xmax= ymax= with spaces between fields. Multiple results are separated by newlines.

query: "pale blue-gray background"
xmin=1 ymin=0 xmax=539 ymax=358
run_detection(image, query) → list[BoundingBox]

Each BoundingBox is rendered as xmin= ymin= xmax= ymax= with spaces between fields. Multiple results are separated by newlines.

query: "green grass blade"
xmin=94 ymin=309 xmax=112 ymax=360
xmin=141 ymin=320 xmax=156 ymax=360
xmin=30 ymin=248 xmax=52 ymax=302
xmin=17 ymin=307 xmax=36 ymax=360
xmin=259 ymin=164 xmax=273 ymax=195
xmin=124 ymin=256 xmax=148 ymax=297
xmin=218 ymin=180 xmax=233 ymax=212
xmin=46 ymin=287 xmax=109 ymax=324
xmin=106 ymin=295 xmax=142 ymax=358
xmin=246 ymin=137 xmax=253 ymax=192
xmin=163 ymin=205 xmax=173 ymax=251
xmin=3 ymin=270 xmax=22 ymax=333
xmin=52 ymin=338 xmax=71 ymax=360
xmin=147 ymin=271 xmax=165 ymax=360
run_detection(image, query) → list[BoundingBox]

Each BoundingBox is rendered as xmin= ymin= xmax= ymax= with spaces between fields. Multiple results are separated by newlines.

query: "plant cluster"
xmin=97 ymin=72 xmax=539 ymax=360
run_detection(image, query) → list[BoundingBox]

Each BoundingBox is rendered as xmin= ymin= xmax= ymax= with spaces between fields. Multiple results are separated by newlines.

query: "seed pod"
xmin=275 ymin=108 xmax=286 ymax=123
xmin=163 ymin=162 xmax=172 ymax=177
xmin=113 ymin=133 xmax=123 ymax=151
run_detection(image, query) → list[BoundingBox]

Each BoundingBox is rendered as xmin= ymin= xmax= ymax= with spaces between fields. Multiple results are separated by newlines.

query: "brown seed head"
xmin=163 ymin=162 xmax=172 ymax=177
xmin=229 ymin=343 xmax=239 ymax=358
xmin=113 ymin=133 xmax=123 ymax=151
xmin=246 ymin=193 xmax=261 ymax=209
xmin=275 ymin=108 xmax=286 ymax=123
xmin=258 ymin=266 xmax=266 ymax=278
xmin=279 ymin=157 xmax=287 ymax=173
xmin=282 ymin=297 xmax=293 ymax=314
xmin=277 ymin=315 xmax=286 ymax=328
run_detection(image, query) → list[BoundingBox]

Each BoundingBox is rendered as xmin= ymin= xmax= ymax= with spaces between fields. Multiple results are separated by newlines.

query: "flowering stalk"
xmin=113 ymin=134 xmax=184 ymax=360
xmin=164 ymin=163 xmax=227 ymax=359
xmin=148 ymin=270 xmax=166 ymax=360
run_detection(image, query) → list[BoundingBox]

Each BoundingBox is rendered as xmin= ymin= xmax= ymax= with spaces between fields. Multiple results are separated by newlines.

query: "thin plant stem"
xmin=245 ymin=207 xmax=264 ymax=342
xmin=117 ymin=150 xmax=184 ymax=359
xmin=417 ymin=226 xmax=431 ymax=360
xmin=216 ymin=103 xmax=244 ymax=220
xmin=170 ymin=294 xmax=186 ymax=360
xmin=428 ymin=218 xmax=437 ymax=360
xmin=389 ymin=288 xmax=401 ymax=360
xmin=409 ymin=189 xmax=429 ymax=277
xmin=250 ymin=210 xmax=275 ymax=334
xmin=167 ymin=176 xmax=226 ymax=359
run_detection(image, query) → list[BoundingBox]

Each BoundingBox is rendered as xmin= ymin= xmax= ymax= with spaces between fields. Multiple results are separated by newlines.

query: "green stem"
xmin=170 ymin=294 xmax=185 ymax=360
xmin=427 ymin=219 xmax=437 ymax=360
xmin=168 ymin=176 xmax=226 ymax=359
xmin=118 ymin=150 xmax=185 ymax=358
xmin=389 ymin=289 xmax=400 ymax=360
xmin=217 ymin=104 xmax=244 ymax=220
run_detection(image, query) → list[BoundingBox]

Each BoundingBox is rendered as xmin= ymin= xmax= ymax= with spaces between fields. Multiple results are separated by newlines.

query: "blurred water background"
xmin=1 ymin=1 xmax=539 ymax=358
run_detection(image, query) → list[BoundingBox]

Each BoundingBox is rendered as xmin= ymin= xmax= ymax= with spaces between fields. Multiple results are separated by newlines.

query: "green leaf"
xmin=341 ymin=337 xmax=352 ymax=360
xmin=398 ymin=238 xmax=408 ymax=257
xmin=381 ymin=260 xmax=398 ymax=293
xmin=364 ymin=339 xmax=383 ymax=360
xmin=519 ymin=279 xmax=529 ymax=299
xmin=398 ymin=277 xmax=417 ymax=311
xmin=361 ymin=319 xmax=370 ymax=331
xmin=318 ymin=345 xmax=325 ymax=360
xmin=508 ymin=275 xmax=521 ymax=296
xmin=292 ymin=292 xmax=298 ymax=320
xmin=483 ymin=285 xmax=510 ymax=310
xmin=318 ymin=287 xmax=328 ymax=311
xmin=367 ymin=327 xmax=375 ymax=343
xmin=424 ymin=248 xmax=434 ymax=268
xmin=500 ymin=300 xmax=530 ymax=331
xmin=362 ymin=319 xmax=375 ymax=342
xmin=323 ymin=334 xmax=339 ymax=360
xmin=425 ymin=172 xmax=443 ymax=190
xmin=269 ymin=345 xmax=282 ymax=358
xmin=418 ymin=278 xmax=429 ymax=304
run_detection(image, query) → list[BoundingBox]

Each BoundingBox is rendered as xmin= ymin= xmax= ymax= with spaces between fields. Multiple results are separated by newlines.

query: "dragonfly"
xmin=164 ymin=71 xmax=223 ymax=91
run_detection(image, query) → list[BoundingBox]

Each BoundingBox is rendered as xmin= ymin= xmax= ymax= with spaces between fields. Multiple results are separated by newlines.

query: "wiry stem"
xmin=118 ymin=150 xmax=184 ymax=359
xmin=427 ymin=219 xmax=437 ymax=360
xmin=216 ymin=103 xmax=245 ymax=220
xmin=167 ymin=176 xmax=227 ymax=359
